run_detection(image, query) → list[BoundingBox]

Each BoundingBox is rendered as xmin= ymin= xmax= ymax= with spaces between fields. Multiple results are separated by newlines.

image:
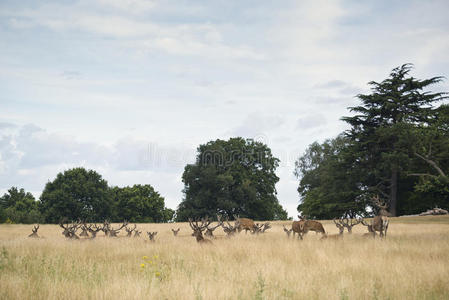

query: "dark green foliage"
xmin=295 ymin=135 xmax=366 ymax=219
xmin=39 ymin=168 xmax=113 ymax=223
xmin=341 ymin=64 xmax=447 ymax=216
xmin=176 ymin=137 xmax=287 ymax=221
xmin=111 ymin=184 xmax=174 ymax=223
xmin=0 ymin=187 xmax=43 ymax=223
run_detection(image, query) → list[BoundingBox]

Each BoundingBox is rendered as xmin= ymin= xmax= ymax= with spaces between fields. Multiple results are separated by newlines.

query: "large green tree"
xmin=176 ymin=137 xmax=287 ymax=221
xmin=341 ymin=64 xmax=447 ymax=216
xmin=39 ymin=167 xmax=113 ymax=223
xmin=294 ymin=134 xmax=366 ymax=219
xmin=0 ymin=187 xmax=43 ymax=223
xmin=111 ymin=184 xmax=174 ymax=223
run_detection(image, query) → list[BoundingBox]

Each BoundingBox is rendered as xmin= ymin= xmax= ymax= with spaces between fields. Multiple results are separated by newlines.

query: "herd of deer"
xmin=27 ymin=196 xmax=391 ymax=243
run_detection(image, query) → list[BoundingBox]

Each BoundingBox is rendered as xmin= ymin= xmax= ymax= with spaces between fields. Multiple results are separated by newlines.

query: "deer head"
xmin=125 ymin=224 xmax=137 ymax=237
xmin=59 ymin=218 xmax=81 ymax=239
xmin=134 ymin=230 xmax=142 ymax=237
xmin=147 ymin=231 xmax=157 ymax=241
xmin=283 ymin=225 xmax=293 ymax=237
xmin=108 ymin=221 xmax=129 ymax=237
xmin=189 ymin=217 xmax=212 ymax=243
xmin=372 ymin=195 xmax=391 ymax=217
xmin=171 ymin=228 xmax=180 ymax=236
xmin=28 ymin=224 xmax=40 ymax=238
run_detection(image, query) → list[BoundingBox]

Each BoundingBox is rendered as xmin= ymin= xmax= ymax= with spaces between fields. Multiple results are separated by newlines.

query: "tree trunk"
xmin=389 ymin=166 xmax=398 ymax=216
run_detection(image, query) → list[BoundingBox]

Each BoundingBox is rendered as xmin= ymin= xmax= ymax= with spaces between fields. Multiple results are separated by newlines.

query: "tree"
xmin=0 ymin=187 xmax=43 ymax=223
xmin=111 ymin=184 xmax=174 ymax=223
xmin=39 ymin=168 xmax=113 ymax=223
xmin=341 ymin=64 xmax=447 ymax=216
xmin=294 ymin=134 xmax=366 ymax=219
xmin=176 ymin=137 xmax=288 ymax=221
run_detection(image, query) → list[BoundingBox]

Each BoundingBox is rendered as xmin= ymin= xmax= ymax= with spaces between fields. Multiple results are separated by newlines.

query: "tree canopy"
xmin=0 ymin=187 xmax=42 ymax=223
xmin=176 ymin=137 xmax=288 ymax=221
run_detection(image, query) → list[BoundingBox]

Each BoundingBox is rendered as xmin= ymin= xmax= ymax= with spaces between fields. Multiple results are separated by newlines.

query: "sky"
xmin=1 ymin=0 xmax=449 ymax=218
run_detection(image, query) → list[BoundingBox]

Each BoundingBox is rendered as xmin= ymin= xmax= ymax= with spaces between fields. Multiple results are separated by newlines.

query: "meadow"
xmin=1 ymin=216 xmax=449 ymax=300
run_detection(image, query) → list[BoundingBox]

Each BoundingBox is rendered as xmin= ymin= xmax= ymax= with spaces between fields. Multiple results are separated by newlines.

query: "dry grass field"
xmin=1 ymin=216 xmax=449 ymax=300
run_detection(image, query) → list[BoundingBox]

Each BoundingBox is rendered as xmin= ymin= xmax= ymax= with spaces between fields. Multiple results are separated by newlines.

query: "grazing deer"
xmin=125 ymin=224 xmax=137 ymax=237
xmin=233 ymin=215 xmax=255 ymax=234
xmin=59 ymin=219 xmax=81 ymax=239
xmin=360 ymin=219 xmax=376 ymax=238
xmin=371 ymin=195 xmax=390 ymax=238
xmin=28 ymin=225 xmax=40 ymax=238
xmin=188 ymin=217 xmax=213 ymax=244
xmin=171 ymin=228 xmax=181 ymax=236
xmin=147 ymin=231 xmax=158 ymax=242
xmin=300 ymin=220 xmax=326 ymax=236
xmin=283 ymin=225 xmax=293 ymax=238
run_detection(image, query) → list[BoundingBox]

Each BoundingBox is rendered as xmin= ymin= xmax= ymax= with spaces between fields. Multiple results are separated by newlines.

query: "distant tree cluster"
xmin=1 ymin=168 xmax=174 ymax=224
xmin=295 ymin=64 xmax=449 ymax=219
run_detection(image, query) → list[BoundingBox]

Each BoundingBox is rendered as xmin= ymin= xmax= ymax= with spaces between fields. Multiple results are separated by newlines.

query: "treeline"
xmin=0 ymin=168 xmax=174 ymax=224
xmin=294 ymin=64 xmax=449 ymax=219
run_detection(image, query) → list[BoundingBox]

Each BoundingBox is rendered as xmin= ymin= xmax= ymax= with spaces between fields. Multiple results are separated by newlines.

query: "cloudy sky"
xmin=1 ymin=0 xmax=448 ymax=218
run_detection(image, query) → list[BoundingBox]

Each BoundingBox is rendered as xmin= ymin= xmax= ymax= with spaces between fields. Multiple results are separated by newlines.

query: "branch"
xmin=414 ymin=152 xmax=446 ymax=177
xmin=407 ymin=173 xmax=438 ymax=178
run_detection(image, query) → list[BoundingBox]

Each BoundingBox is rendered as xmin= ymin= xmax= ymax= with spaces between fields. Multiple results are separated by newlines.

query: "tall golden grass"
xmin=1 ymin=216 xmax=449 ymax=299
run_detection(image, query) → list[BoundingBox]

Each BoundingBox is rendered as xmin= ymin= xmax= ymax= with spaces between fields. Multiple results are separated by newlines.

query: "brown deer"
xmin=360 ymin=219 xmax=376 ymax=238
xmin=234 ymin=215 xmax=255 ymax=234
xmin=335 ymin=217 xmax=361 ymax=233
xmin=283 ymin=225 xmax=293 ymax=238
xmin=321 ymin=219 xmax=344 ymax=240
xmin=371 ymin=195 xmax=391 ymax=238
xmin=125 ymin=224 xmax=137 ymax=237
xmin=188 ymin=217 xmax=213 ymax=244
xmin=300 ymin=220 xmax=326 ymax=236
xmin=87 ymin=224 xmax=103 ymax=239
xmin=104 ymin=221 xmax=128 ymax=237
xmin=221 ymin=219 xmax=238 ymax=237
xmin=28 ymin=225 xmax=40 ymax=238
xmin=291 ymin=219 xmax=304 ymax=240
xmin=171 ymin=228 xmax=181 ymax=236
xmin=59 ymin=219 xmax=81 ymax=239
xmin=252 ymin=222 xmax=271 ymax=234
xmin=147 ymin=231 xmax=158 ymax=242
xmin=204 ymin=223 xmax=222 ymax=238
xmin=79 ymin=223 xmax=90 ymax=237
xmin=134 ymin=229 xmax=142 ymax=237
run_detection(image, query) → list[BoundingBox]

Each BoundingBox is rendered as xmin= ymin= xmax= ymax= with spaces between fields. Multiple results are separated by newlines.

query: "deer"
xmin=252 ymin=222 xmax=271 ymax=234
xmin=283 ymin=225 xmax=293 ymax=238
xmin=87 ymin=224 xmax=103 ymax=239
xmin=335 ymin=217 xmax=361 ymax=234
xmin=291 ymin=218 xmax=304 ymax=240
xmin=360 ymin=219 xmax=376 ymax=238
xmin=188 ymin=217 xmax=213 ymax=244
xmin=147 ymin=231 xmax=158 ymax=242
xmin=204 ymin=222 xmax=222 ymax=238
xmin=220 ymin=216 xmax=238 ymax=237
xmin=125 ymin=224 xmax=137 ymax=237
xmin=59 ymin=219 xmax=81 ymax=239
xmin=300 ymin=219 xmax=326 ymax=237
xmin=79 ymin=222 xmax=90 ymax=237
xmin=171 ymin=228 xmax=181 ymax=236
xmin=28 ymin=224 xmax=40 ymax=238
xmin=134 ymin=229 xmax=142 ymax=237
xmin=233 ymin=215 xmax=255 ymax=234
xmin=104 ymin=220 xmax=128 ymax=237
xmin=370 ymin=195 xmax=391 ymax=238
xmin=321 ymin=219 xmax=345 ymax=240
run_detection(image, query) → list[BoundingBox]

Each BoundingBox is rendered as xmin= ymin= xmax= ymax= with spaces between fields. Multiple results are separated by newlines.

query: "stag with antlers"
xmin=370 ymin=195 xmax=391 ymax=238
xmin=220 ymin=216 xmax=238 ymax=237
xmin=87 ymin=224 xmax=103 ymax=239
xmin=59 ymin=218 xmax=81 ymax=239
xmin=125 ymin=224 xmax=137 ymax=237
xmin=334 ymin=217 xmax=361 ymax=234
xmin=147 ymin=231 xmax=158 ymax=242
xmin=103 ymin=220 xmax=128 ymax=237
xmin=321 ymin=219 xmax=345 ymax=240
xmin=252 ymin=222 xmax=271 ymax=234
xmin=28 ymin=225 xmax=40 ymax=238
xmin=188 ymin=217 xmax=212 ymax=244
